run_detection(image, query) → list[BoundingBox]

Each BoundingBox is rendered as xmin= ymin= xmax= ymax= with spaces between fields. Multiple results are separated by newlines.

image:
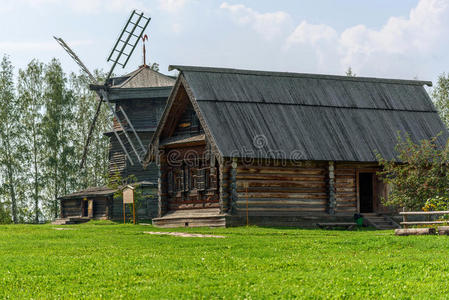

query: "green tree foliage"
xmin=433 ymin=73 xmax=449 ymax=126
xmin=69 ymin=71 xmax=109 ymax=189
xmin=18 ymin=60 xmax=45 ymax=223
xmin=377 ymin=134 xmax=449 ymax=211
xmin=345 ymin=66 xmax=356 ymax=77
xmin=150 ymin=62 xmax=160 ymax=72
xmin=0 ymin=55 xmax=27 ymax=223
xmin=42 ymin=59 xmax=77 ymax=219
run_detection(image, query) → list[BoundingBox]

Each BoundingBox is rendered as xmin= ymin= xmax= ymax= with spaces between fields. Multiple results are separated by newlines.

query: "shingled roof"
xmin=148 ymin=65 xmax=449 ymax=163
xmin=108 ymin=65 xmax=176 ymax=88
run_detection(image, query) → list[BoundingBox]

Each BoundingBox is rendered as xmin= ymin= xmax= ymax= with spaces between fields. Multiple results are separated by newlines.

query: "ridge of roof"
xmin=169 ymin=65 xmax=432 ymax=87
xmin=112 ymin=65 xmax=175 ymax=88
xmin=196 ymin=99 xmax=438 ymax=113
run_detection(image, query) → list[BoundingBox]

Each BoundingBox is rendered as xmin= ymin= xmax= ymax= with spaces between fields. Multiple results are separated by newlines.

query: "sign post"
xmin=122 ymin=185 xmax=135 ymax=224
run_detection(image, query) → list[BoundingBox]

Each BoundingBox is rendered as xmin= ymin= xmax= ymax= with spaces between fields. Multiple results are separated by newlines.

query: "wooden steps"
xmin=152 ymin=208 xmax=227 ymax=228
xmin=363 ymin=213 xmax=400 ymax=230
xmin=51 ymin=217 xmax=90 ymax=225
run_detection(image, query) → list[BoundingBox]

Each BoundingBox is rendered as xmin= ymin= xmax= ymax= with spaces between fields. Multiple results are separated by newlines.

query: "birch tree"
xmin=42 ymin=59 xmax=76 ymax=219
xmin=69 ymin=71 xmax=109 ymax=189
xmin=0 ymin=55 xmax=25 ymax=223
xmin=18 ymin=60 xmax=45 ymax=223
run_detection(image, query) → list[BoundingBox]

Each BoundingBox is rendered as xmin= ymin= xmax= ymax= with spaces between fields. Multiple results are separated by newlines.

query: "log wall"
xmin=92 ymin=197 xmax=110 ymax=219
xmin=61 ymin=199 xmax=82 ymax=217
xmin=334 ymin=162 xmax=386 ymax=215
xmin=231 ymin=161 xmax=329 ymax=216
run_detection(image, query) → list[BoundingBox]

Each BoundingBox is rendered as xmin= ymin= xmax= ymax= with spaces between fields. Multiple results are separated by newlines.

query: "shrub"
xmin=377 ymin=134 xmax=449 ymax=211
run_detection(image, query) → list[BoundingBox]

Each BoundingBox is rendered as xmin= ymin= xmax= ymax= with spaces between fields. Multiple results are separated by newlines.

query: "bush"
xmin=0 ymin=205 xmax=12 ymax=224
xmin=423 ymin=195 xmax=449 ymax=211
xmin=377 ymin=134 xmax=449 ymax=211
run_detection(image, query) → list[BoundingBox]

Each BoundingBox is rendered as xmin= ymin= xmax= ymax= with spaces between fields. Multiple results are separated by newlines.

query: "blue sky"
xmin=1 ymin=0 xmax=448 ymax=84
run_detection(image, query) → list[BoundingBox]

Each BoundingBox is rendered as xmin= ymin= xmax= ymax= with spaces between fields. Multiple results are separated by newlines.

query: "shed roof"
xmin=58 ymin=186 xmax=117 ymax=200
xmin=59 ymin=181 xmax=157 ymax=200
xmin=149 ymin=65 xmax=448 ymax=163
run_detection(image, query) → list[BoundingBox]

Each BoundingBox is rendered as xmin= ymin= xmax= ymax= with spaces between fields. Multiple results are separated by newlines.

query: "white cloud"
xmin=221 ymin=0 xmax=449 ymax=79
xmin=286 ymin=21 xmax=337 ymax=46
xmin=338 ymin=0 xmax=449 ymax=76
xmin=158 ymin=0 xmax=190 ymax=13
xmin=220 ymin=2 xmax=292 ymax=40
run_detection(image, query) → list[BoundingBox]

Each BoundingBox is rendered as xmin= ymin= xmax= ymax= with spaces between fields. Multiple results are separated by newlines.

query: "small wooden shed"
xmin=144 ymin=66 xmax=449 ymax=228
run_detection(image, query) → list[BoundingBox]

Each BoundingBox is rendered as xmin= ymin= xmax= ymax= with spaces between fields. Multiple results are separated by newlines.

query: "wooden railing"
xmin=399 ymin=211 xmax=449 ymax=228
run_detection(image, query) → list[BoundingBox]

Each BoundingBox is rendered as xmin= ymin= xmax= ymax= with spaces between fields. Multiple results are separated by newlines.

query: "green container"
xmin=356 ymin=217 xmax=363 ymax=226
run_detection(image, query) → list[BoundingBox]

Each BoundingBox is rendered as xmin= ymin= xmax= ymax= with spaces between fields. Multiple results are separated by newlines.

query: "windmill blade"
xmin=106 ymin=10 xmax=151 ymax=80
xmin=53 ymin=36 xmax=104 ymax=169
xmin=79 ymin=99 xmax=103 ymax=169
xmin=53 ymin=37 xmax=98 ymax=84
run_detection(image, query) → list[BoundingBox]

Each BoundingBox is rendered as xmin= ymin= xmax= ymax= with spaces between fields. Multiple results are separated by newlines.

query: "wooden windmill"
xmin=54 ymin=10 xmax=151 ymax=168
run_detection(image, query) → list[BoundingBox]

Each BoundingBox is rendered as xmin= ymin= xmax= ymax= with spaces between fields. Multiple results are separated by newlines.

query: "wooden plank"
xmin=399 ymin=211 xmax=449 ymax=215
xmin=237 ymin=181 xmax=326 ymax=188
xmin=237 ymin=166 xmax=325 ymax=175
xmin=235 ymin=199 xmax=327 ymax=205
xmin=236 ymin=187 xmax=326 ymax=193
xmin=234 ymin=207 xmax=327 ymax=212
xmin=237 ymin=192 xmax=328 ymax=199
xmin=236 ymin=174 xmax=326 ymax=181
xmin=401 ymin=221 xmax=449 ymax=225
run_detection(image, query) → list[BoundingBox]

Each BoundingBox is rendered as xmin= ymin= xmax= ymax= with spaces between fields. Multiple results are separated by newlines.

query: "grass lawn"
xmin=1 ymin=223 xmax=449 ymax=299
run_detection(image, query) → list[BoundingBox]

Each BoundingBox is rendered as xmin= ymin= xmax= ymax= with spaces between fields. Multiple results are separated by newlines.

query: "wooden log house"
xmin=58 ymin=66 xmax=175 ymax=223
xmin=144 ymin=65 xmax=449 ymax=228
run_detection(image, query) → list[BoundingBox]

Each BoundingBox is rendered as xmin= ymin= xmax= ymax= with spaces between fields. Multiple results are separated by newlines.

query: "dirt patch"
xmin=144 ymin=231 xmax=225 ymax=238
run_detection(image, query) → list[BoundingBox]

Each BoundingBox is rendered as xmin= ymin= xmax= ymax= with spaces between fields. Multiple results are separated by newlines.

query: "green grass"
xmin=1 ymin=224 xmax=449 ymax=299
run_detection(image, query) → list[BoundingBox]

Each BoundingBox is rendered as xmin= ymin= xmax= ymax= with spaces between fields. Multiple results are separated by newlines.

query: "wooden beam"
xmin=230 ymin=158 xmax=238 ymax=214
xmin=219 ymin=161 xmax=225 ymax=213
xmin=328 ymin=161 xmax=336 ymax=215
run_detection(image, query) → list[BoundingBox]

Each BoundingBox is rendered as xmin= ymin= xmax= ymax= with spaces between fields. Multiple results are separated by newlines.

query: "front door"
xmin=359 ymin=172 xmax=374 ymax=213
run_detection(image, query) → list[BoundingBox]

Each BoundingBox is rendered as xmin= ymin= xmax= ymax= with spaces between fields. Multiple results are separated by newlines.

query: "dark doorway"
xmin=359 ymin=173 xmax=374 ymax=213
xmin=82 ymin=200 xmax=88 ymax=217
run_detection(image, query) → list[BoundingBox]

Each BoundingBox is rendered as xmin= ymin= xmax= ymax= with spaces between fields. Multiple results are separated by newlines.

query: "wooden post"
xmin=245 ymin=181 xmax=249 ymax=226
xmin=403 ymin=207 xmax=408 ymax=229
xmin=133 ymin=200 xmax=136 ymax=225
xmin=218 ymin=161 xmax=225 ymax=213
xmin=328 ymin=161 xmax=336 ymax=215
xmin=88 ymin=199 xmax=93 ymax=218
xmin=123 ymin=201 xmax=126 ymax=224
xmin=231 ymin=158 xmax=238 ymax=214
xmin=356 ymin=170 xmax=360 ymax=213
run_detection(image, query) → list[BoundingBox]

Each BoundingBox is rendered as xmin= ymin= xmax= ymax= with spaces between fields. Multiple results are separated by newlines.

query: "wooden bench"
xmin=317 ymin=222 xmax=357 ymax=230
xmin=399 ymin=211 xmax=449 ymax=228
xmin=396 ymin=211 xmax=449 ymax=235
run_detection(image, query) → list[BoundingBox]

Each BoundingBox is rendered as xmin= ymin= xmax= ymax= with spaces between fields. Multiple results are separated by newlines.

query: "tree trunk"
xmin=7 ymin=166 xmax=17 ymax=223
xmin=33 ymin=132 xmax=39 ymax=223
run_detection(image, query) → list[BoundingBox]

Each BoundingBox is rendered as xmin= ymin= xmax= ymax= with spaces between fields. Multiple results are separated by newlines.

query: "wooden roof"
xmin=110 ymin=65 xmax=176 ymax=88
xmin=59 ymin=181 xmax=157 ymax=200
xmin=58 ymin=186 xmax=117 ymax=200
xmin=145 ymin=65 xmax=448 ymax=163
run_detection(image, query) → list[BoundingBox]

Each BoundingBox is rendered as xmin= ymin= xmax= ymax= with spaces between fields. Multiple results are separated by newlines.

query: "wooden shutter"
xmin=197 ymin=168 xmax=206 ymax=191
xmin=209 ymin=167 xmax=218 ymax=191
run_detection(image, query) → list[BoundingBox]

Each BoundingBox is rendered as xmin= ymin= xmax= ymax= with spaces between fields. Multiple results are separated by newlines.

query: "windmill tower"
xmin=55 ymin=11 xmax=175 ymax=222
